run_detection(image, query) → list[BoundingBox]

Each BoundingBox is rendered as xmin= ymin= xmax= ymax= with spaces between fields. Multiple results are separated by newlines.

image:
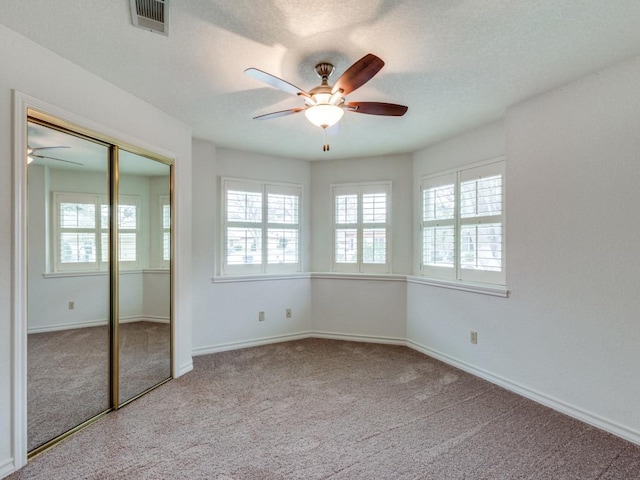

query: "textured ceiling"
xmin=3 ymin=0 xmax=640 ymax=160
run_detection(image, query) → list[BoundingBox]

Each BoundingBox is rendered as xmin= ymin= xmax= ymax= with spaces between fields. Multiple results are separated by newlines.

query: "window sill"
xmin=43 ymin=268 xmax=169 ymax=279
xmin=211 ymin=273 xmax=311 ymax=283
xmin=406 ymin=275 xmax=508 ymax=297
xmin=311 ymin=272 xmax=407 ymax=282
xmin=211 ymin=272 xmax=506 ymax=297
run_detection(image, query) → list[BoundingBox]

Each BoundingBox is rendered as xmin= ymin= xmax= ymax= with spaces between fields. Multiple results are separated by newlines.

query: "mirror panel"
xmin=118 ymin=150 xmax=172 ymax=405
xmin=27 ymin=120 xmax=110 ymax=451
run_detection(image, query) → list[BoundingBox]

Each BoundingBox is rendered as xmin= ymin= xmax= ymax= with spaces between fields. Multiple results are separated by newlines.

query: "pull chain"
xmin=322 ymin=127 xmax=330 ymax=152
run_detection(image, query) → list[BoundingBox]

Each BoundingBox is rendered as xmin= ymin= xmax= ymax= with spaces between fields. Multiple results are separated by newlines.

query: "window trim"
xmin=331 ymin=181 xmax=392 ymax=274
xmin=221 ymin=177 xmax=302 ymax=276
xmin=420 ymin=158 xmax=505 ymax=286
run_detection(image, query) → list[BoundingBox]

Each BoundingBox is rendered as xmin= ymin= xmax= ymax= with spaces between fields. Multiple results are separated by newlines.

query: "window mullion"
xmin=459 ymin=214 xmax=502 ymax=225
xmin=357 ymin=190 xmax=363 ymax=272
xmin=262 ymin=185 xmax=268 ymax=273
xmin=268 ymin=222 xmax=299 ymax=230
xmin=228 ymin=221 xmax=262 ymax=229
xmin=94 ymin=195 xmax=101 ymax=269
xmin=455 ymin=171 xmax=462 ymax=281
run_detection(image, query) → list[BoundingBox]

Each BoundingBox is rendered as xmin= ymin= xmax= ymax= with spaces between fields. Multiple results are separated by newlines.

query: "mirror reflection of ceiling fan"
xmin=245 ymin=53 xmax=408 ymax=151
xmin=27 ymin=146 xmax=83 ymax=166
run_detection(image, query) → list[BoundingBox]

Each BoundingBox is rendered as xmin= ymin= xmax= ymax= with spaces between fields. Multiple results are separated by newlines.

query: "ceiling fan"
xmin=27 ymin=146 xmax=83 ymax=166
xmin=245 ymin=53 xmax=408 ymax=151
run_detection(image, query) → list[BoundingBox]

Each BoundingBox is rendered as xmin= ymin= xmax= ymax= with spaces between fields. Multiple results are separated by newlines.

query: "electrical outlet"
xmin=286 ymin=308 xmax=292 ymax=318
xmin=259 ymin=311 xmax=265 ymax=322
xmin=470 ymin=331 xmax=478 ymax=344
xmin=68 ymin=301 xmax=75 ymax=310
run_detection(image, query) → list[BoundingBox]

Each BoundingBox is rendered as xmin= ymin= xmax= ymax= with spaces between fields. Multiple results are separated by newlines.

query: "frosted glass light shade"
xmin=304 ymin=104 xmax=344 ymax=128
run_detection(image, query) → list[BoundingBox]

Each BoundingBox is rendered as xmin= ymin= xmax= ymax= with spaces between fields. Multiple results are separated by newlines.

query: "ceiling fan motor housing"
xmin=308 ymin=63 xmax=344 ymax=109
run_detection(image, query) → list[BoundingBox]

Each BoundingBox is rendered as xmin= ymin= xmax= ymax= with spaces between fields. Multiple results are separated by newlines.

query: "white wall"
xmin=0 ymin=24 xmax=192 ymax=476
xmin=408 ymin=55 xmax=640 ymax=444
xmin=312 ymin=277 xmax=407 ymax=342
xmin=307 ymin=154 xmax=412 ymax=341
xmin=190 ymin=141 xmax=313 ymax=354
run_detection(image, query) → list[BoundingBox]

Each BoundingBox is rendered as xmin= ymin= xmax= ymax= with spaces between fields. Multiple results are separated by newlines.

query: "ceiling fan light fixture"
xmin=304 ymin=104 xmax=344 ymax=129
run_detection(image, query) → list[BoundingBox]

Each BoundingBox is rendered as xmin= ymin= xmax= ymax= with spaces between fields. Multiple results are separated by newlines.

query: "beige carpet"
xmin=12 ymin=339 xmax=640 ymax=479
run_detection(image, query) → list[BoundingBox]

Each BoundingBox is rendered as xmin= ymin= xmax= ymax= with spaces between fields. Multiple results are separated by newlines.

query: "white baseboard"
xmin=312 ymin=331 xmax=406 ymax=346
xmin=191 ymin=331 xmax=405 ymax=356
xmin=28 ymin=316 xmax=170 ymax=333
xmin=192 ymin=332 xmax=314 ymax=356
xmin=406 ymin=339 xmax=640 ymax=447
xmin=120 ymin=316 xmax=170 ymax=325
xmin=28 ymin=319 xmax=107 ymax=334
xmin=0 ymin=458 xmax=15 ymax=479
xmin=175 ymin=359 xmax=193 ymax=377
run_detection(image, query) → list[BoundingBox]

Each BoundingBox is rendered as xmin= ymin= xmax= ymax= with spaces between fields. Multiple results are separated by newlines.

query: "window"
xmin=54 ymin=193 xmax=140 ymax=272
xmin=111 ymin=200 xmax=138 ymax=264
xmin=420 ymin=160 xmax=505 ymax=285
xmin=222 ymin=178 xmax=301 ymax=275
xmin=332 ymin=182 xmax=391 ymax=273
xmin=161 ymin=195 xmax=171 ymax=265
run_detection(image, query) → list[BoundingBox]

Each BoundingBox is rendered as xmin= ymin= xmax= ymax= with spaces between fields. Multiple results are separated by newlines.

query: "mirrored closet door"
xmin=26 ymin=115 xmax=173 ymax=456
xmin=26 ymin=121 xmax=111 ymax=452
xmin=117 ymin=150 xmax=172 ymax=405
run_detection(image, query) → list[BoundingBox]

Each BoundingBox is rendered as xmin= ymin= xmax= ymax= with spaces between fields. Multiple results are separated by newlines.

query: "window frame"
xmin=331 ymin=181 xmax=391 ymax=274
xmin=221 ymin=177 xmax=302 ymax=276
xmin=420 ymin=159 xmax=505 ymax=285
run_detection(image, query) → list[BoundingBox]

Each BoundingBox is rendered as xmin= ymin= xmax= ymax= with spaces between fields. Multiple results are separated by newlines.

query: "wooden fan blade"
xmin=345 ymin=102 xmax=408 ymax=116
xmin=332 ymin=54 xmax=385 ymax=95
xmin=254 ymin=108 xmax=305 ymax=120
xmin=32 ymin=154 xmax=84 ymax=166
xmin=245 ymin=68 xmax=310 ymax=98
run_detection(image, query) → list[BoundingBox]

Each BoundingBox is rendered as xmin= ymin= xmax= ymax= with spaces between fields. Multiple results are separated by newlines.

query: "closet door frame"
xmin=12 ymin=92 xmax=174 ymax=466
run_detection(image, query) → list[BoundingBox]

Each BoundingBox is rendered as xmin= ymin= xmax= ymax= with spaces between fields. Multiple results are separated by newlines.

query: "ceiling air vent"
xmin=130 ymin=0 xmax=168 ymax=35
